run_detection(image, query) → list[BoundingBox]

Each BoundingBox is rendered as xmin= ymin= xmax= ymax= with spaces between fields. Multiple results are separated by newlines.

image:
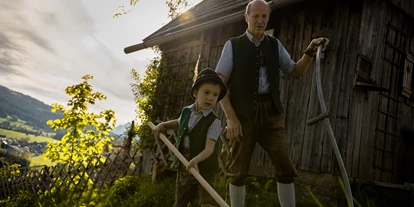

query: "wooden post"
xmin=152 ymin=162 xmax=158 ymax=184
xmin=148 ymin=122 xmax=229 ymax=207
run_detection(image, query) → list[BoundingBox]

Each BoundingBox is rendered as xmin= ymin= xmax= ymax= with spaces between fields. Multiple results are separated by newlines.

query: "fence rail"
xmin=0 ymin=149 xmax=142 ymax=200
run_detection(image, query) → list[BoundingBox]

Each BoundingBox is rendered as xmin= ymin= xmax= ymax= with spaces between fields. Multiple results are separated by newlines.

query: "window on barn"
xmin=402 ymin=53 xmax=414 ymax=101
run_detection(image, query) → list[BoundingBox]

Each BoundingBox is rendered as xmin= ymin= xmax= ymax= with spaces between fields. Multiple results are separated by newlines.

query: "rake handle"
xmin=148 ymin=121 xmax=229 ymax=207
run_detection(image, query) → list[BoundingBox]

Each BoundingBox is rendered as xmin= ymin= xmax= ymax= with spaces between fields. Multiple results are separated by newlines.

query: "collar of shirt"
xmin=189 ymin=103 xmax=213 ymax=117
xmin=246 ymin=30 xmax=265 ymax=46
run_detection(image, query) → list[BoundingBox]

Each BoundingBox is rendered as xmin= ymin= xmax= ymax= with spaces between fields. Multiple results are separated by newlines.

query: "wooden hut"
xmin=125 ymin=0 xmax=414 ymax=190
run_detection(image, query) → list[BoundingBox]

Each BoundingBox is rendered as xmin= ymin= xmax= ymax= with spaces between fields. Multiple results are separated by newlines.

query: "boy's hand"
xmin=187 ymin=158 xmax=200 ymax=173
xmin=152 ymin=123 xmax=165 ymax=137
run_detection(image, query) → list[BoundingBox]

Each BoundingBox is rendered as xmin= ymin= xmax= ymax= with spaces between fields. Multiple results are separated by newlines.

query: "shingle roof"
xmin=144 ymin=0 xmax=251 ymax=41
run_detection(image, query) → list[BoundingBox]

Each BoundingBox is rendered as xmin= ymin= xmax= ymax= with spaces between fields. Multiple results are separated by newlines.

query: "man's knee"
xmin=276 ymin=176 xmax=296 ymax=184
xmin=228 ymin=174 xmax=247 ymax=186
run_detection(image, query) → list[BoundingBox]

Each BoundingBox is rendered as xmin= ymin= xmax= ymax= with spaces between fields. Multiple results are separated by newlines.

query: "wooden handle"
xmin=148 ymin=122 xmax=229 ymax=207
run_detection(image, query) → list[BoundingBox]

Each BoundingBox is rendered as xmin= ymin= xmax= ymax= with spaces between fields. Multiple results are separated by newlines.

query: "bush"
xmin=107 ymin=175 xmax=141 ymax=204
xmin=0 ymin=191 xmax=37 ymax=207
xmin=104 ymin=175 xmax=175 ymax=207
xmin=0 ymin=149 xmax=30 ymax=168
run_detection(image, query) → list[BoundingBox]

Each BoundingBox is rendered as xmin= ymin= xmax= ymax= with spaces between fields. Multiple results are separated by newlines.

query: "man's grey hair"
xmin=245 ymin=0 xmax=272 ymax=15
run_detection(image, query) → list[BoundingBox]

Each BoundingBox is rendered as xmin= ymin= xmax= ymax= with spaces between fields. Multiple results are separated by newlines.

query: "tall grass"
xmin=2 ymin=174 xmax=409 ymax=207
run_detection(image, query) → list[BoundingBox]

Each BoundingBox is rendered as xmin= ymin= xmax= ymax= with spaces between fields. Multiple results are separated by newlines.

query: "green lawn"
xmin=29 ymin=154 xmax=55 ymax=166
xmin=0 ymin=128 xmax=57 ymax=143
xmin=0 ymin=117 xmax=56 ymax=137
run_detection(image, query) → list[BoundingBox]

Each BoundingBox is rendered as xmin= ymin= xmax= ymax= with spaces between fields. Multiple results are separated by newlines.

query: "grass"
xmin=29 ymin=154 xmax=54 ymax=166
xmin=0 ymin=125 xmax=57 ymax=167
xmin=0 ymin=117 xmax=31 ymax=128
xmin=0 ymin=117 xmax=56 ymax=137
xmin=0 ymin=128 xmax=57 ymax=143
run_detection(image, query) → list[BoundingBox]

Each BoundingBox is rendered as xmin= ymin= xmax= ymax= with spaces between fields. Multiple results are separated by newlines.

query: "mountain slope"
xmin=0 ymin=85 xmax=61 ymax=131
xmin=112 ymin=122 xmax=131 ymax=135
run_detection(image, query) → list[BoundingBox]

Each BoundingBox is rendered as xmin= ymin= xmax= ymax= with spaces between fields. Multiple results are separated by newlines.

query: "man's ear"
xmin=192 ymin=89 xmax=197 ymax=98
xmin=244 ymin=14 xmax=248 ymax=23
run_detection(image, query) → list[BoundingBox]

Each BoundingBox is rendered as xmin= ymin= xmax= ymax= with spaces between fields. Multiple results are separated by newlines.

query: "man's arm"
xmin=218 ymin=74 xmax=243 ymax=141
xmin=290 ymin=54 xmax=314 ymax=79
xmin=289 ymin=37 xmax=329 ymax=79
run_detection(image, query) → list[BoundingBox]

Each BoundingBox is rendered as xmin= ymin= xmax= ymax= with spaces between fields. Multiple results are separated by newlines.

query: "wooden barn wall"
xmin=268 ymin=0 xmax=362 ymax=175
xmin=156 ymin=33 xmax=209 ymax=121
xmin=387 ymin=0 xmax=414 ymax=19
xmin=155 ymin=0 xmax=414 ymax=183
xmin=356 ymin=0 xmax=414 ymax=183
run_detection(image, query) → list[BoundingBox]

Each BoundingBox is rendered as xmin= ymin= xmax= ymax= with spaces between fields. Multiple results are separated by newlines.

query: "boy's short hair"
xmin=191 ymin=68 xmax=227 ymax=102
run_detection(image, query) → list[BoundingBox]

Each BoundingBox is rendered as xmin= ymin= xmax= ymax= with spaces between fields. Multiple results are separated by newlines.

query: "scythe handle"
xmin=148 ymin=121 xmax=229 ymax=207
xmin=315 ymin=46 xmax=354 ymax=207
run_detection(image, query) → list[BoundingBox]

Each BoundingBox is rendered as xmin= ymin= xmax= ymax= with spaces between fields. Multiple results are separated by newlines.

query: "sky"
xmin=0 ymin=0 xmax=201 ymax=126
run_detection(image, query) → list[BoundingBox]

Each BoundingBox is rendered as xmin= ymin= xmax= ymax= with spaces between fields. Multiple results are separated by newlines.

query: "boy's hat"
xmin=191 ymin=68 xmax=227 ymax=102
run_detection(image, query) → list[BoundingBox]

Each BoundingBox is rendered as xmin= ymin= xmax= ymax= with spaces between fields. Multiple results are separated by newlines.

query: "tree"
xmin=131 ymin=57 xmax=162 ymax=148
xmin=45 ymin=75 xmax=117 ymax=166
xmin=114 ymin=0 xmax=190 ymax=19
xmin=10 ymin=115 xmax=18 ymax=122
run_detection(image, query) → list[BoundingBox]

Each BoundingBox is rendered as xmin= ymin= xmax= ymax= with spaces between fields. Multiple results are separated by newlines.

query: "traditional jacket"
xmin=228 ymin=33 xmax=284 ymax=119
xmin=172 ymin=107 xmax=220 ymax=177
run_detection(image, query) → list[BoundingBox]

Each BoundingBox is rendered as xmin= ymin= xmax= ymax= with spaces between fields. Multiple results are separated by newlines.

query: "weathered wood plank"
xmin=351 ymin=89 xmax=365 ymax=178
xmin=320 ymin=0 xmax=347 ymax=173
xmin=290 ymin=7 xmax=312 ymax=171
xmin=333 ymin=0 xmax=361 ymax=177
xmin=310 ymin=4 xmax=335 ymax=173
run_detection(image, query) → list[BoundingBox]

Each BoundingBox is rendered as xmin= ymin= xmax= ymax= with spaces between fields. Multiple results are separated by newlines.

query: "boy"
xmin=152 ymin=68 xmax=227 ymax=207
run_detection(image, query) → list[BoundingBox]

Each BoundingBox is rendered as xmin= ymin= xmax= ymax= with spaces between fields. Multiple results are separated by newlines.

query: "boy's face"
xmin=194 ymin=83 xmax=221 ymax=112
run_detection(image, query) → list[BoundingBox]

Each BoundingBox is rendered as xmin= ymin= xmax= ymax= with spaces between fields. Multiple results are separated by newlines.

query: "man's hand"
xmin=304 ymin=37 xmax=330 ymax=57
xmin=225 ymin=117 xmax=243 ymax=145
xmin=187 ymin=158 xmax=200 ymax=172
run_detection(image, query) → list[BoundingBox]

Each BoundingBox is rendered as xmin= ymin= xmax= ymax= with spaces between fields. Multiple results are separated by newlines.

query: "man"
xmin=215 ymin=0 xmax=329 ymax=206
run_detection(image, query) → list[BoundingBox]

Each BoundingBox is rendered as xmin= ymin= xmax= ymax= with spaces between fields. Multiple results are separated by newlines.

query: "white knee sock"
xmin=229 ymin=184 xmax=245 ymax=207
xmin=277 ymin=182 xmax=295 ymax=207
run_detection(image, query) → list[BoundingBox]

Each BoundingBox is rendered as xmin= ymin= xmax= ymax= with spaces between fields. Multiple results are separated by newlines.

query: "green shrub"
xmin=0 ymin=148 xmax=30 ymax=168
xmin=0 ymin=190 xmax=37 ymax=207
xmin=107 ymin=175 xmax=141 ymax=204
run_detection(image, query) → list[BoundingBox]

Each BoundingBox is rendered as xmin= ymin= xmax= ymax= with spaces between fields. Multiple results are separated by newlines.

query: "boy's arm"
xmin=187 ymin=138 xmax=216 ymax=172
xmin=152 ymin=119 xmax=179 ymax=137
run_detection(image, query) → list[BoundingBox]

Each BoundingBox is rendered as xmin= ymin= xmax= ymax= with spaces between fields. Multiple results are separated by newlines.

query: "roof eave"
xmin=124 ymin=0 xmax=302 ymax=54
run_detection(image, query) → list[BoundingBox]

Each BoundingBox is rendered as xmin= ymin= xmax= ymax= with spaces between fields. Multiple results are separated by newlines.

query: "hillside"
xmin=112 ymin=122 xmax=131 ymax=135
xmin=0 ymin=85 xmax=61 ymax=131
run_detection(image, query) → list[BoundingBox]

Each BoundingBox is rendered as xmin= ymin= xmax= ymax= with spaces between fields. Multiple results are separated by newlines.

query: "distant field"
xmin=0 ymin=117 xmax=56 ymax=137
xmin=30 ymin=154 xmax=55 ymax=166
xmin=0 ymin=128 xmax=58 ymax=143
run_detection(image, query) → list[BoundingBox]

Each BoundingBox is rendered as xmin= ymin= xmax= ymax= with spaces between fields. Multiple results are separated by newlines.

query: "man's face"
xmin=245 ymin=1 xmax=270 ymax=39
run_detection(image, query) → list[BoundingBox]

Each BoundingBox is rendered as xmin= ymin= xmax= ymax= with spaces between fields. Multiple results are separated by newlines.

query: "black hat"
xmin=191 ymin=68 xmax=227 ymax=102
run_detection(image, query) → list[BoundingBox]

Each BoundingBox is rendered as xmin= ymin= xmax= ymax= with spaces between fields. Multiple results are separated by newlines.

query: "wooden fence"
xmin=0 ymin=149 xmax=142 ymax=200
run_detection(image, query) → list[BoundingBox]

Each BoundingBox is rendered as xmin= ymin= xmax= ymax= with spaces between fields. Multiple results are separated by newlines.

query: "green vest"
xmin=172 ymin=107 xmax=220 ymax=177
xmin=229 ymin=33 xmax=284 ymax=119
